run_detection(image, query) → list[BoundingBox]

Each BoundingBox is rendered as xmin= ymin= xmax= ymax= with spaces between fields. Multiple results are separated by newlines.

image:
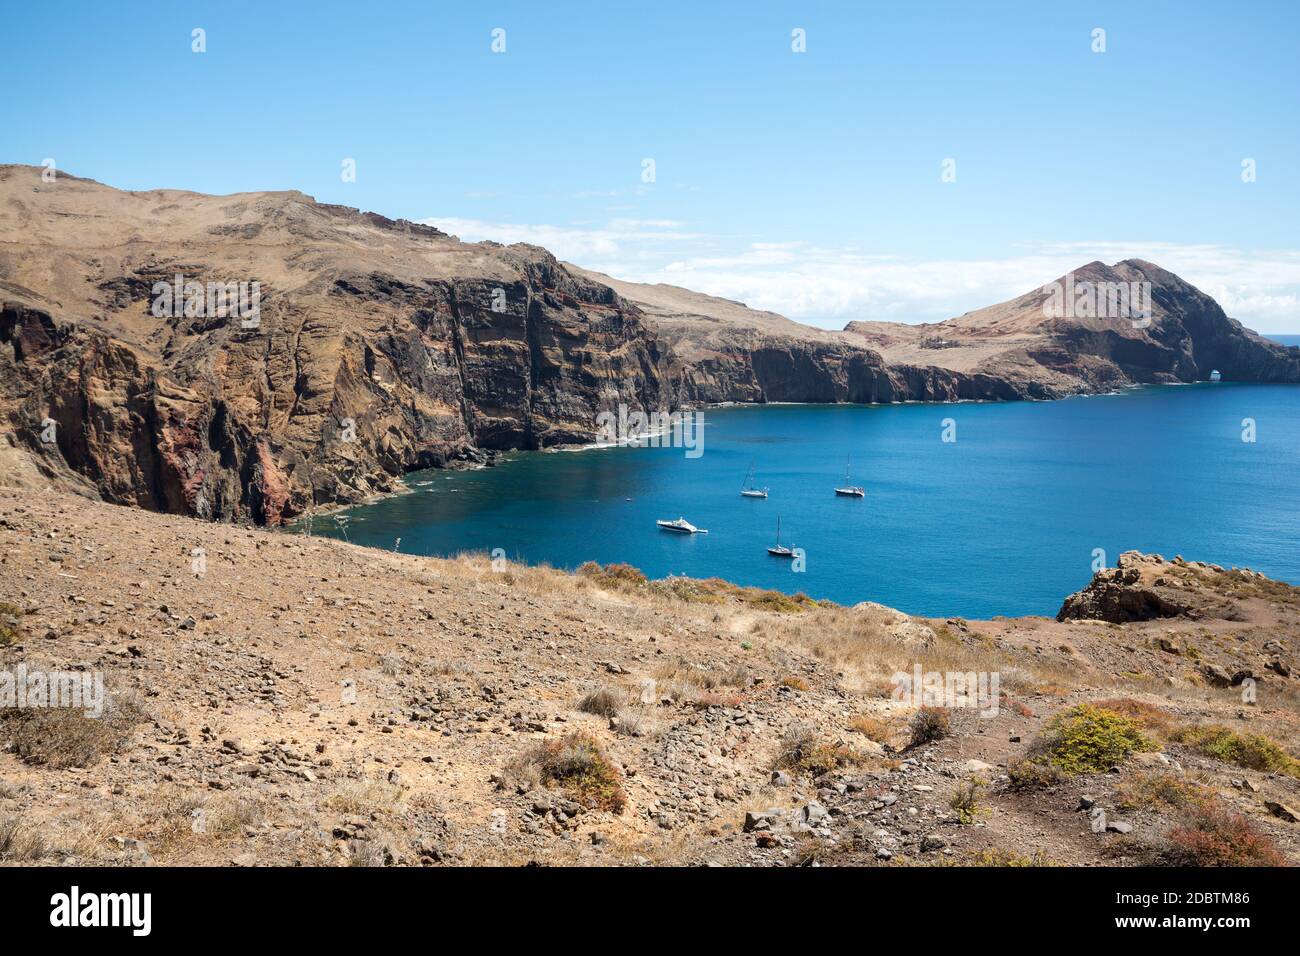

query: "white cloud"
xmin=417 ymin=217 xmax=1300 ymax=334
xmin=420 ymin=216 xmax=709 ymax=264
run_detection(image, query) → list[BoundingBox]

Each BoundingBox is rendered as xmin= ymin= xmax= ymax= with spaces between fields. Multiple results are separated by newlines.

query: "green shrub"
xmin=1033 ymin=704 xmax=1156 ymax=775
xmin=949 ymin=779 xmax=985 ymax=824
xmin=1091 ymin=697 xmax=1174 ymax=734
xmin=1169 ymin=724 xmax=1300 ymax=778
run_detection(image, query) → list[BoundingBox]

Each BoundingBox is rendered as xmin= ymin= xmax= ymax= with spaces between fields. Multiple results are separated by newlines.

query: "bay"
xmin=307 ymin=382 xmax=1300 ymax=619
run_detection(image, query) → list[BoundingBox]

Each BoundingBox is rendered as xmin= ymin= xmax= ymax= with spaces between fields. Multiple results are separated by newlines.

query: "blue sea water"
xmin=307 ymin=382 xmax=1300 ymax=619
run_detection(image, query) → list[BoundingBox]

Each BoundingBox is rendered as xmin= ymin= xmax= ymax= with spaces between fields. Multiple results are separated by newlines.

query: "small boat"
xmin=834 ymin=454 xmax=865 ymax=497
xmin=657 ymin=517 xmax=707 ymax=534
xmin=767 ymin=515 xmax=795 ymax=557
xmin=1210 ymin=369 xmax=1222 ymax=382
xmin=740 ymin=463 xmax=769 ymax=499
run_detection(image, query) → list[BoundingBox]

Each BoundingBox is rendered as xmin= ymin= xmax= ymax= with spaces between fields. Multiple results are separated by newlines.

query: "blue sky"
xmin=3 ymin=1 xmax=1298 ymax=330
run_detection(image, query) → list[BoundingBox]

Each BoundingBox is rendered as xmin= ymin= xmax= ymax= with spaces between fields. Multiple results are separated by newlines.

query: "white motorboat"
xmin=657 ymin=517 xmax=707 ymax=534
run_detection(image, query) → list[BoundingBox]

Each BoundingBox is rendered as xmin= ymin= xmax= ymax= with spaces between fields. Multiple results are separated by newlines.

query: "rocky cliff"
xmin=571 ymin=268 xmax=1046 ymax=404
xmin=670 ymin=331 xmax=1038 ymax=405
xmin=3 ymin=166 xmax=1298 ymax=525
xmin=0 ymin=167 xmax=673 ymax=523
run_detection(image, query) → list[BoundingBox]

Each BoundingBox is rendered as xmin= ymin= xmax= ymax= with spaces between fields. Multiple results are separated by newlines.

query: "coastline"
xmin=293 ymin=381 xmax=1300 ymax=618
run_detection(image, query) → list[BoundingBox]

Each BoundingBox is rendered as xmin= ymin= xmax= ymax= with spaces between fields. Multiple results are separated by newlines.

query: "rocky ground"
xmin=1 ymin=489 xmax=1298 ymax=867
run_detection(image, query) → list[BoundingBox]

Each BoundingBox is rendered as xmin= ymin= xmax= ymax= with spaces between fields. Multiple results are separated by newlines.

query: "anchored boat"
xmin=657 ymin=517 xmax=707 ymax=534
xmin=767 ymin=515 xmax=795 ymax=557
xmin=834 ymin=455 xmax=865 ymax=497
xmin=740 ymin=463 xmax=769 ymax=498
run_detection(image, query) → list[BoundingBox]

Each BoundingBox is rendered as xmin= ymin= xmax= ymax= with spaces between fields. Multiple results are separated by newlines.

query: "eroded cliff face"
xmin=1 ymin=268 xmax=671 ymax=525
xmin=3 ymin=168 xmax=1297 ymax=526
xmin=0 ymin=168 xmax=675 ymax=523
xmin=670 ymin=331 xmax=1038 ymax=405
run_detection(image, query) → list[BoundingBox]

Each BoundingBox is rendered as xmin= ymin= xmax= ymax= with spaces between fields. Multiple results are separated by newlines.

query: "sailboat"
xmin=834 ymin=454 xmax=865 ymax=497
xmin=767 ymin=515 xmax=795 ymax=557
xmin=740 ymin=463 xmax=769 ymax=498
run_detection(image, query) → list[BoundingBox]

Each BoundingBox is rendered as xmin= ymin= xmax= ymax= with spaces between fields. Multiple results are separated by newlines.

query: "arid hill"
xmin=2 ymin=490 xmax=1298 ymax=867
xmin=575 ymin=259 xmax=1300 ymax=402
xmin=0 ymin=166 xmax=673 ymax=523
xmin=2 ymin=165 xmax=1298 ymax=526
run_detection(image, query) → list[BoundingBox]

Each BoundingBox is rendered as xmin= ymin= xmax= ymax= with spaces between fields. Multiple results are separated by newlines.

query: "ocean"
xmin=305 ymin=378 xmax=1300 ymax=619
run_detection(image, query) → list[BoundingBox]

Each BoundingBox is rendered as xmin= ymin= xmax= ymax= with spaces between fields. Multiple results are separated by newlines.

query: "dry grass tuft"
xmin=0 ymin=601 xmax=23 ymax=646
xmin=908 ymin=706 xmax=950 ymax=747
xmin=577 ymin=686 xmax=624 ymax=718
xmin=507 ymin=733 xmax=626 ymax=813
xmin=848 ymin=713 xmax=895 ymax=744
xmin=774 ymin=723 xmax=867 ymax=777
xmin=0 ymin=815 xmax=48 ymax=862
xmin=0 ymin=692 xmax=147 ymax=769
xmin=1007 ymin=759 xmax=1063 ymax=790
xmin=1166 ymin=801 xmax=1286 ymax=867
xmin=324 ymin=777 xmax=404 ymax=816
xmin=346 ymin=837 xmax=392 ymax=867
xmin=1115 ymin=772 xmax=1214 ymax=812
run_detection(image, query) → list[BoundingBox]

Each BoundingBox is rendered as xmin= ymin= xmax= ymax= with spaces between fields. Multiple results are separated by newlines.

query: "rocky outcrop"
xmin=1056 ymin=564 xmax=1193 ymax=624
xmin=1055 ymin=551 xmax=1282 ymax=624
